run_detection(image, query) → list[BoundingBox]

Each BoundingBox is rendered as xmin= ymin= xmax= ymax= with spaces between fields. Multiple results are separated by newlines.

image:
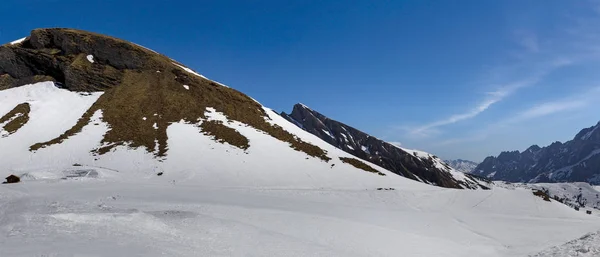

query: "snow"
xmin=172 ymin=62 xmax=207 ymax=79
xmin=1 ymin=179 xmax=599 ymax=257
xmin=322 ymin=129 xmax=334 ymax=138
xmin=340 ymin=133 xmax=348 ymax=141
xmin=86 ymin=54 xmax=95 ymax=63
xmin=153 ymin=123 xmax=158 ymax=130
xmin=496 ymin=181 xmax=600 ymax=211
xmin=172 ymin=62 xmax=230 ymax=88
xmin=532 ymin=231 xmax=600 ymax=257
xmin=361 ymin=145 xmax=370 ymax=154
xmin=0 ymin=82 xmax=103 ymax=170
xmin=133 ymin=42 xmax=159 ymax=54
xmin=398 ymin=146 xmax=486 ymax=188
xmin=183 ymin=85 xmax=189 ymax=90
xmin=2 ymin=82 xmax=600 ymax=256
xmin=9 ymin=37 xmax=26 ymax=45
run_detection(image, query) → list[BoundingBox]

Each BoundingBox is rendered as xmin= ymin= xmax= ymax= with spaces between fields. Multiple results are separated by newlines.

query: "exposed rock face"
xmin=0 ymin=29 xmax=330 ymax=161
xmin=474 ymin=121 xmax=600 ymax=184
xmin=282 ymin=103 xmax=489 ymax=189
xmin=445 ymin=159 xmax=479 ymax=173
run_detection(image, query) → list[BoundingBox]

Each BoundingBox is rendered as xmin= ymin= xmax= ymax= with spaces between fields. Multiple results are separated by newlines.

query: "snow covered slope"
xmin=0 ymin=81 xmax=416 ymax=189
xmin=496 ymin=181 xmax=600 ymax=212
xmin=532 ymin=231 xmax=600 ymax=257
xmin=1 ymin=174 xmax=599 ymax=257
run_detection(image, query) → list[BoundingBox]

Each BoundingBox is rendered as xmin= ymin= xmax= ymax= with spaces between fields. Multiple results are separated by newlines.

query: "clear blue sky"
xmin=2 ymin=0 xmax=600 ymax=162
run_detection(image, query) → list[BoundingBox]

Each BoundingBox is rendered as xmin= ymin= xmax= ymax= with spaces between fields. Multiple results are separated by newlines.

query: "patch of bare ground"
xmin=339 ymin=157 xmax=385 ymax=176
xmin=0 ymin=103 xmax=30 ymax=136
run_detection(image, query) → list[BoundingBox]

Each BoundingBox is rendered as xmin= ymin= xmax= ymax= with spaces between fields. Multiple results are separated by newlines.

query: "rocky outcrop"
xmin=282 ymin=103 xmax=490 ymax=189
xmin=474 ymin=121 xmax=600 ymax=184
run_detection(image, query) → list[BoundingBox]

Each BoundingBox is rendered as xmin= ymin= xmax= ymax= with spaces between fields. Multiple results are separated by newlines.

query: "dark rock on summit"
xmin=282 ymin=103 xmax=489 ymax=189
xmin=0 ymin=28 xmax=167 ymax=91
xmin=474 ymin=121 xmax=600 ymax=184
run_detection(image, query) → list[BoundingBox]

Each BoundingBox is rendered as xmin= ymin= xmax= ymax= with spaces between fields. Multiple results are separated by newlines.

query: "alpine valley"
xmin=1 ymin=29 xmax=599 ymax=257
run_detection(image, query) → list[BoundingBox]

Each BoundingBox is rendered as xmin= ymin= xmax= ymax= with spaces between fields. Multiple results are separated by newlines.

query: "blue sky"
xmin=2 ymin=0 xmax=600 ymax=162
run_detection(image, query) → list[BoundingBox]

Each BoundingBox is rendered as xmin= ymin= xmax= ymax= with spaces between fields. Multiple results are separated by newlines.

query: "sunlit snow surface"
xmin=1 ymin=176 xmax=599 ymax=257
xmin=1 ymin=82 xmax=600 ymax=256
xmin=9 ymin=37 xmax=26 ymax=45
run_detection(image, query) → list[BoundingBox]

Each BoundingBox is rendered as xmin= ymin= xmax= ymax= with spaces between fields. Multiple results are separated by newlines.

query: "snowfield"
xmin=1 ymin=82 xmax=600 ymax=256
xmin=532 ymin=231 xmax=600 ymax=257
xmin=1 ymin=175 xmax=599 ymax=257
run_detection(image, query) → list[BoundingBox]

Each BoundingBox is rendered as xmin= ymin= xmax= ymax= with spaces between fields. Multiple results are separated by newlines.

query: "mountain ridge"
xmin=281 ymin=103 xmax=490 ymax=189
xmin=474 ymin=120 xmax=600 ymax=184
xmin=444 ymin=159 xmax=479 ymax=173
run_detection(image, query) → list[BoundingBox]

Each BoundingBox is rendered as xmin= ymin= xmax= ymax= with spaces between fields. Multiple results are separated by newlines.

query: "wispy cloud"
xmin=439 ymin=86 xmax=600 ymax=146
xmin=514 ymin=30 xmax=539 ymax=53
xmin=408 ymin=63 xmax=565 ymax=137
xmin=515 ymin=101 xmax=586 ymax=120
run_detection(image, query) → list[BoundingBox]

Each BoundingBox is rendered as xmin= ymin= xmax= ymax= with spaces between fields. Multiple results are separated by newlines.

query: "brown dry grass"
xmin=0 ymin=103 xmax=30 ymax=135
xmin=24 ymin=29 xmax=331 ymax=161
xmin=339 ymin=157 xmax=385 ymax=176
xmin=200 ymin=120 xmax=249 ymax=150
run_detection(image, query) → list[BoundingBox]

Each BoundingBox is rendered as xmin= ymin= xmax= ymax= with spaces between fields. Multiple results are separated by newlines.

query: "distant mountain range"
xmin=281 ymin=104 xmax=489 ymax=189
xmin=444 ymin=159 xmax=479 ymax=173
xmin=473 ymin=121 xmax=600 ymax=185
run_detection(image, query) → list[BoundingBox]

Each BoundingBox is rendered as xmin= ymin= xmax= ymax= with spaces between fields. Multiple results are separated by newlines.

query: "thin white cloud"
xmin=439 ymin=86 xmax=600 ymax=146
xmin=409 ymin=67 xmax=558 ymax=137
xmin=516 ymin=101 xmax=586 ymax=120
xmin=514 ymin=31 xmax=540 ymax=53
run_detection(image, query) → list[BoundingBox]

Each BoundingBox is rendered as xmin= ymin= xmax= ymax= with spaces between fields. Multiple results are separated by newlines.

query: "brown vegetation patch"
xmin=200 ymin=120 xmax=249 ymax=150
xmin=16 ymin=28 xmax=330 ymax=161
xmin=0 ymin=103 xmax=30 ymax=136
xmin=339 ymin=157 xmax=385 ymax=176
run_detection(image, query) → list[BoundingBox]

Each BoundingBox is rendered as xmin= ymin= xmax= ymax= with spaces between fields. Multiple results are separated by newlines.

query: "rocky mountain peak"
xmin=282 ymin=103 xmax=490 ymax=189
xmin=474 ymin=120 xmax=600 ymax=184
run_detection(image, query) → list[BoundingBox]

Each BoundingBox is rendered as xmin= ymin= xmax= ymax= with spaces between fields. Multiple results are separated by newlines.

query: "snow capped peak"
xmin=297 ymin=103 xmax=311 ymax=110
